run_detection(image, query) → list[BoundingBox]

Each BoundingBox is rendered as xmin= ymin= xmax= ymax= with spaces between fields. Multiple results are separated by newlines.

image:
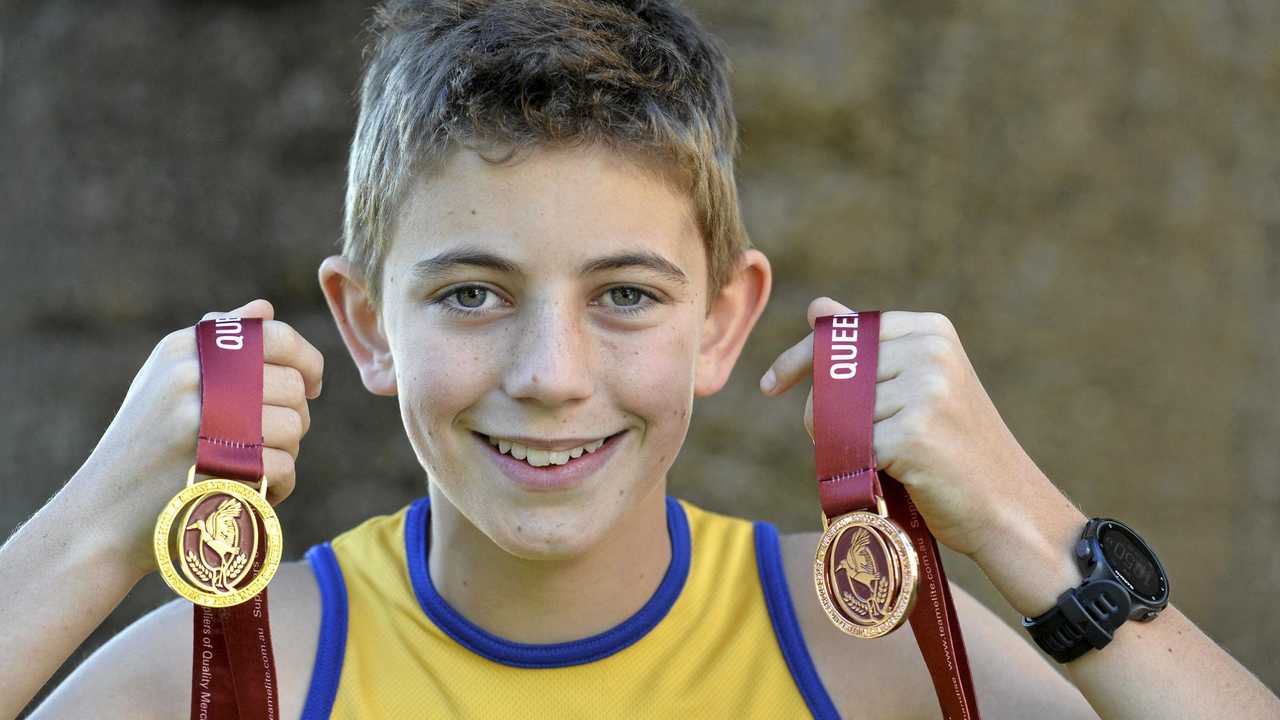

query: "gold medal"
xmin=153 ymin=464 xmax=283 ymax=607
xmin=813 ymin=495 xmax=919 ymax=638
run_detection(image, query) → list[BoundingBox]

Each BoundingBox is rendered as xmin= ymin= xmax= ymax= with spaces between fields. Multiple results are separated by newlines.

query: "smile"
xmin=477 ymin=431 xmax=621 ymax=468
xmin=472 ymin=429 xmax=628 ymax=492
xmin=489 ymin=436 xmax=600 ymax=467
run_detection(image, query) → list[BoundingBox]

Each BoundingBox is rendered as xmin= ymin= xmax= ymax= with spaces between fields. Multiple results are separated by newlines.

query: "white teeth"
xmin=485 ymin=434 xmax=613 ymax=467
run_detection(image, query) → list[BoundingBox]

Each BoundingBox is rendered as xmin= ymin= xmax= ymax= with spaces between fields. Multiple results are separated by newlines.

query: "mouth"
xmin=476 ymin=430 xmax=624 ymax=467
xmin=471 ymin=429 xmax=629 ymax=491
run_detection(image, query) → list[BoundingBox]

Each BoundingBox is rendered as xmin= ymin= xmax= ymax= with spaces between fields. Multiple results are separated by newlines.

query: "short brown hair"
xmin=343 ymin=0 xmax=749 ymax=315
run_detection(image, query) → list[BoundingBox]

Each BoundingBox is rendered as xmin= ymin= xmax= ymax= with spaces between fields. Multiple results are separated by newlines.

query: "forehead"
xmin=386 ymin=143 xmax=705 ymax=280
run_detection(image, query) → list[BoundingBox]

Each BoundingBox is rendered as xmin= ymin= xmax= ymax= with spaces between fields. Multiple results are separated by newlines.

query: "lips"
xmin=472 ymin=429 xmax=627 ymax=492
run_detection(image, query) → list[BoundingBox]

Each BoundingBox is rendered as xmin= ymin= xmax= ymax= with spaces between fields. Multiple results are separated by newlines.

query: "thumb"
xmin=202 ymin=298 xmax=275 ymax=322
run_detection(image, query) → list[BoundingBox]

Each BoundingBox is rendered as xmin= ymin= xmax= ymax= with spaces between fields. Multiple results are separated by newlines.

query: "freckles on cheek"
xmin=399 ymin=345 xmax=483 ymax=446
xmin=608 ymin=326 xmax=696 ymax=425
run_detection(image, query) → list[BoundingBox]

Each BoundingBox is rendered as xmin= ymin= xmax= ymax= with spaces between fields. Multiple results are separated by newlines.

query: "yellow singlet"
xmin=300 ymin=495 xmax=838 ymax=718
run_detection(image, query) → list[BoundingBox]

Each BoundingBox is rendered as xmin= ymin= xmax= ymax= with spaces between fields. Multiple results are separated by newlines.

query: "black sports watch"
xmin=1022 ymin=518 xmax=1170 ymax=663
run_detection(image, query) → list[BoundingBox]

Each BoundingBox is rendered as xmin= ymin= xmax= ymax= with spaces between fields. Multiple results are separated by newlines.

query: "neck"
xmin=426 ymin=481 xmax=672 ymax=644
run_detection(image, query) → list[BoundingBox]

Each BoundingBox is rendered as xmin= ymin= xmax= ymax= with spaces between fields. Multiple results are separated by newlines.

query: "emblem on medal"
xmin=154 ymin=465 xmax=283 ymax=607
xmin=814 ymin=490 xmax=919 ymax=638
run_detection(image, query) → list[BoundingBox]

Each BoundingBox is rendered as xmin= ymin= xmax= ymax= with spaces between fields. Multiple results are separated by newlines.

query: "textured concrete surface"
xmin=3 ymin=0 xmax=1277 ymax=713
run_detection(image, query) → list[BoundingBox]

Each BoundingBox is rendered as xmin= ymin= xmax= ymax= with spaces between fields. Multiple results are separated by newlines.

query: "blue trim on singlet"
xmin=301 ymin=542 xmax=348 ymax=720
xmin=754 ymin=521 xmax=840 ymax=720
xmin=404 ymin=494 xmax=692 ymax=668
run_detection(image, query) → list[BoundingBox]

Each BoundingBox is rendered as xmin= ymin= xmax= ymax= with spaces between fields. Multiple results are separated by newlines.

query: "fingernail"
xmin=760 ymin=369 xmax=776 ymax=393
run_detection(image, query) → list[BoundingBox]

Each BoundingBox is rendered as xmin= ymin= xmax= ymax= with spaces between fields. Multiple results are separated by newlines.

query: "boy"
xmin=4 ymin=0 xmax=1277 ymax=717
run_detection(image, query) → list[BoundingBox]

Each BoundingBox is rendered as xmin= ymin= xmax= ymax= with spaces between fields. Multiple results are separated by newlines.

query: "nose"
xmin=502 ymin=298 xmax=594 ymax=407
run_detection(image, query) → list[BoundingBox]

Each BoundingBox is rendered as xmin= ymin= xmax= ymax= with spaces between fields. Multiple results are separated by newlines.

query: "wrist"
xmin=972 ymin=476 xmax=1088 ymax=618
xmin=59 ymin=468 xmax=156 ymax=586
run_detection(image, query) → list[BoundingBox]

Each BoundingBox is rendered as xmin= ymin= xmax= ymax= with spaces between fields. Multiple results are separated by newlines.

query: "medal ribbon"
xmin=814 ymin=311 xmax=981 ymax=719
xmin=191 ymin=316 xmax=279 ymax=720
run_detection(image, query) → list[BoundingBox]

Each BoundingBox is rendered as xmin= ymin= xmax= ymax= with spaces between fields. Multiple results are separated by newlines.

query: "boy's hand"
xmin=69 ymin=298 xmax=324 ymax=578
xmin=760 ymin=296 xmax=1051 ymax=560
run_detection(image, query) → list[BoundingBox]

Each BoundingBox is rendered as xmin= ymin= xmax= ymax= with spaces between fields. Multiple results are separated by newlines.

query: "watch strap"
xmin=1023 ymin=578 xmax=1132 ymax=663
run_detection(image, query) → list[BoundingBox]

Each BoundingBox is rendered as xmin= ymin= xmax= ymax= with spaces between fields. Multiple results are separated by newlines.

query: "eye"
xmin=454 ymin=286 xmax=488 ymax=308
xmin=432 ymin=285 xmax=506 ymax=316
xmin=595 ymin=285 xmax=660 ymax=315
xmin=607 ymin=287 xmax=642 ymax=307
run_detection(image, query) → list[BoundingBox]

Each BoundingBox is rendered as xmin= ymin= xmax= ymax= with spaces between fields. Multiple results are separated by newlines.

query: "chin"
xmin=484 ymin=505 xmax=611 ymax=561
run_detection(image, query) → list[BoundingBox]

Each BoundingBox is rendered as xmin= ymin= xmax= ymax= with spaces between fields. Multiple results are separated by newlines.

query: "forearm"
xmin=0 ymin=472 xmax=146 ymax=718
xmin=973 ymin=468 xmax=1280 ymax=719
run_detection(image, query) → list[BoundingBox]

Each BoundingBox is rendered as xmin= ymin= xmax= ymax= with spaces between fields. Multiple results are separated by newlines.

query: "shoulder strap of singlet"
xmin=300 ymin=542 xmax=347 ymax=720
xmin=753 ymin=520 xmax=840 ymax=720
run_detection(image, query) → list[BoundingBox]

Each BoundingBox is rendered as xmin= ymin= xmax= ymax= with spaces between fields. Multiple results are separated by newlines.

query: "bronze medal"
xmin=811 ymin=311 xmax=982 ymax=717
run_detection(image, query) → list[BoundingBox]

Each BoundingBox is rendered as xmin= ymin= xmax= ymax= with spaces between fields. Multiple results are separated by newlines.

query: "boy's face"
xmin=321 ymin=143 xmax=769 ymax=560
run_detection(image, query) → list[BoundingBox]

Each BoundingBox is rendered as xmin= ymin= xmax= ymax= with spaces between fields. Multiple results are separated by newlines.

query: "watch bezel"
xmin=1080 ymin=518 xmax=1169 ymax=609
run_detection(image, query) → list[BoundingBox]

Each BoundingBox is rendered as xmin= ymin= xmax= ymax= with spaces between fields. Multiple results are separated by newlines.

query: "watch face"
xmin=1098 ymin=523 xmax=1166 ymax=603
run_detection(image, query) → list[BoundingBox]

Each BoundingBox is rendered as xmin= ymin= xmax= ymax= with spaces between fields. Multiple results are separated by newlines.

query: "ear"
xmin=317 ymin=255 xmax=397 ymax=397
xmin=694 ymin=249 xmax=772 ymax=397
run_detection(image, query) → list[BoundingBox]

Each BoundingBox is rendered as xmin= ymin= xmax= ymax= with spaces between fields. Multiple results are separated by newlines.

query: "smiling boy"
xmin=7 ymin=0 xmax=1280 ymax=718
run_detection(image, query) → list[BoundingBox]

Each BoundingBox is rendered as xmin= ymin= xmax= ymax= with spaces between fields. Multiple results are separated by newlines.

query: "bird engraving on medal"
xmin=185 ymin=497 xmax=250 ymax=592
xmin=836 ymin=527 xmax=892 ymax=620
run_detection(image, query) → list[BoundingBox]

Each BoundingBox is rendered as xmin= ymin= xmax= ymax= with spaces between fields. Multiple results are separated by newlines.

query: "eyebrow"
xmin=410 ymin=247 xmax=689 ymax=285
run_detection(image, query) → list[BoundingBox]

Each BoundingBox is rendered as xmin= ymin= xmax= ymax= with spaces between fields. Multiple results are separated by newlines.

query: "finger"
xmin=760 ymin=326 xmax=898 ymax=396
xmin=760 ymin=330 xmax=814 ymax=396
xmin=201 ymin=298 xmax=275 ymax=323
xmin=759 ymin=297 xmax=850 ymax=394
xmin=260 ymin=446 xmax=296 ymax=505
xmin=263 ymin=364 xmax=310 ymax=429
xmin=804 ymin=374 xmax=909 ymax=444
xmin=803 ymin=299 xmax=939 ymax=344
xmin=198 ymin=302 xmax=323 ymax=398
xmin=262 ymin=404 xmax=304 ymax=457
xmin=880 ymin=310 xmax=953 ymax=342
xmin=261 ymin=320 xmax=325 ymax=399
xmin=868 ymin=373 xmax=910 ymax=422
xmin=877 ymin=332 xmax=953 ymax=382
xmin=805 ymin=296 xmax=855 ymax=330
xmin=803 ymin=388 xmax=814 ymax=443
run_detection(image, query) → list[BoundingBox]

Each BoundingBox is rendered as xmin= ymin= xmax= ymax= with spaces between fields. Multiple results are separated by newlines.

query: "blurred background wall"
xmin=3 ymin=0 xmax=1277 ymax=714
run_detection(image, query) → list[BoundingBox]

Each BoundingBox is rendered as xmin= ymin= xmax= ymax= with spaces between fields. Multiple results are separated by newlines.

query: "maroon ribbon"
xmin=814 ymin=311 xmax=981 ymax=719
xmin=191 ymin=316 xmax=279 ymax=720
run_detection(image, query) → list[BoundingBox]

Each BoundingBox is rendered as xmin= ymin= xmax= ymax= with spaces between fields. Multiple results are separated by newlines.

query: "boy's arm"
xmin=764 ymin=300 xmax=1280 ymax=718
xmin=24 ymin=559 xmax=320 ymax=720
xmin=969 ymin=500 xmax=1280 ymax=719
xmin=2 ymin=299 xmax=322 ymax=718
xmin=0 ymin=469 xmax=150 ymax=719
xmin=780 ymin=531 xmax=1099 ymax=719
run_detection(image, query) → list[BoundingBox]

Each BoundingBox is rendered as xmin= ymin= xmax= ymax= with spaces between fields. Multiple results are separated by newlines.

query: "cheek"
xmin=602 ymin=319 xmax=698 ymax=442
xmin=393 ymin=331 xmax=499 ymax=463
